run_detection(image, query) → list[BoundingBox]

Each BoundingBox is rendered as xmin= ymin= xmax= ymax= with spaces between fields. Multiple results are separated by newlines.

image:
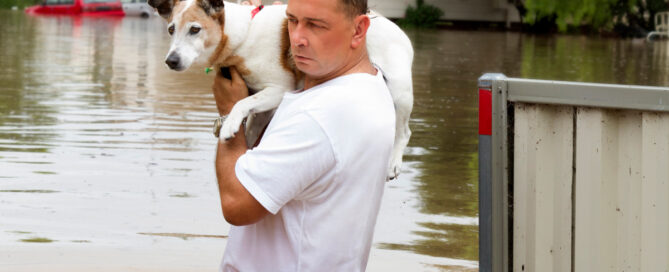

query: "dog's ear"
xmin=148 ymin=0 xmax=176 ymax=19
xmin=209 ymin=0 xmax=224 ymax=11
xmin=197 ymin=0 xmax=224 ymax=15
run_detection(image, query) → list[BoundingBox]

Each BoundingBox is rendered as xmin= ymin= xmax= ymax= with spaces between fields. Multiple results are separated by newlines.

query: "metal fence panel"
xmin=574 ymin=109 xmax=644 ymax=271
xmin=513 ymin=104 xmax=573 ymax=272
xmin=640 ymin=113 xmax=669 ymax=271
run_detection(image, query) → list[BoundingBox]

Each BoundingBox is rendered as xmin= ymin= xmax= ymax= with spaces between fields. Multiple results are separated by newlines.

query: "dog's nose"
xmin=165 ymin=53 xmax=180 ymax=70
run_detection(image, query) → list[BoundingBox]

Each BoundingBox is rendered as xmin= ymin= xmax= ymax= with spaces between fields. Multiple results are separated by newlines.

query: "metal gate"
xmin=478 ymin=74 xmax=669 ymax=272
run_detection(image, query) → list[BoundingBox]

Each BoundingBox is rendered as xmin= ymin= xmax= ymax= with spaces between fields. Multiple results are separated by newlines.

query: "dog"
xmin=147 ymin=0 xmax=414 ymax=180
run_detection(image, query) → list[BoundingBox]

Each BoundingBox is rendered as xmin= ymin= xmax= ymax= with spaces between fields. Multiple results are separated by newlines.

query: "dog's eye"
xmin=189 ymin=26 xmax=201 ymax=35
xmin=168 ymin=25 xmax=175 ymax=35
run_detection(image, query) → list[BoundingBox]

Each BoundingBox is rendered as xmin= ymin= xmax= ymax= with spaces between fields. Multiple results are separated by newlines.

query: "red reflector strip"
xmin=479 ymin=89 xmax=492 ymax=135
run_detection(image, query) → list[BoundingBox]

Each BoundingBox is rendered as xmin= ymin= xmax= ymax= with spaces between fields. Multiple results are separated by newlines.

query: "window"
xmin=83 ymin=0 xmax=116 ymax=3
xmin=44 ymin=0 xmax=74 ymax=5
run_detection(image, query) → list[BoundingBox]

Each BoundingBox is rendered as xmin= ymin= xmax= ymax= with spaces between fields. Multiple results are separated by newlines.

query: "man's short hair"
xmin=338 ymin=0 xmax=368 ymax=18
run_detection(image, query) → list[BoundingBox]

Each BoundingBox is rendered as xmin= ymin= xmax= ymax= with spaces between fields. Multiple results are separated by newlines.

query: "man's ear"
xmin=148 ymin=0 xmax=176 ymax=20
xmin=351 ymin=15 xmax=370 ymax=49
xmin=198 ymin=0 xmax=225 ymax=15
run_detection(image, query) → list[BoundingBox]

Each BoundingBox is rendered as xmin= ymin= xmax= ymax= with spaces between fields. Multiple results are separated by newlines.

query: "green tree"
xmin=619 ymin=0 xmax=669 ymax=31
xmin=524 ymin=0 xmax=619 ymax=32
xmin=523 ymin=0 xmax=668 ymax=33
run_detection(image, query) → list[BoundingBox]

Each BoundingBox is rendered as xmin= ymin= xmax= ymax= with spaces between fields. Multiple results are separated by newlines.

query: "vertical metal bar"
xmin=479 ymin=73 xmax=508 ymax=272
xmin=479 ymin=86 xmax=493 ymax=272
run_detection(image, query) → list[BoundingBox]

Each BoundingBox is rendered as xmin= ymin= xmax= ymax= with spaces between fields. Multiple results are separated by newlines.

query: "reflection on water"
xmin=0 ymin=10 xmax=668 ymax=271
xmin=520 ymin=35 xmax=669 ymax=85
xmin=0 ymin=11 xmax=227 ymax=270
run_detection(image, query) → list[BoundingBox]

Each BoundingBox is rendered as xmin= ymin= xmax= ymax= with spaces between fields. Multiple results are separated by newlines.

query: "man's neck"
xmin=302 ymin=52 xmax=376 ymax=91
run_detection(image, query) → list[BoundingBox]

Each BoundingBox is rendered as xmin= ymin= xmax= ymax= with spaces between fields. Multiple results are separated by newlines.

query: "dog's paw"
xmin=219 ymin=110 xmax=247 ymax=141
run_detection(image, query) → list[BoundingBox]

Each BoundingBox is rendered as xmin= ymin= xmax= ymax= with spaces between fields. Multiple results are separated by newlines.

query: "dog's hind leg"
xmin=374 ymin=46 xmax=414 ymax=180
xmin=387 ymin=77 xmax=413 ymax=180
xmin=219 ymin=86 xmax=285 ymax=141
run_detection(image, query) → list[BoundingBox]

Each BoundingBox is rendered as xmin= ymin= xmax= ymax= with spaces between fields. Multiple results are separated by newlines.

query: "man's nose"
xmin=289 ymin=24 xmax=308 ymax=48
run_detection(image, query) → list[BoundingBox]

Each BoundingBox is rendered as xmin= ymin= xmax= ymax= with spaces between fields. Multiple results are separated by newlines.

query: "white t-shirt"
xmin=220 ymin=70 xmax=396 ymax=272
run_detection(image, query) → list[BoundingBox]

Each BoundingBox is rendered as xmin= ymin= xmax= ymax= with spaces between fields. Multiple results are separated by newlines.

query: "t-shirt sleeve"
xmin=234 ymin=112 xmax=336 ymax=214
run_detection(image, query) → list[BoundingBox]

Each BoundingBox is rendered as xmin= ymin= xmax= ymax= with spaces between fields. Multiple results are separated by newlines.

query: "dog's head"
xmin=149 ymin=0 xmax=225 ymax=71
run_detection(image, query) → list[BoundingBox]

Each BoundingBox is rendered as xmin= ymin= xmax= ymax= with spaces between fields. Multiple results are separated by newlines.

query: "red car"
xmin=25 ymin=0 xmax=125 ymax=16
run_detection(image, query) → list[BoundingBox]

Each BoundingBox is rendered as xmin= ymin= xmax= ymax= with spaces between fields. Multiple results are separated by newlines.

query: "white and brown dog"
xmin=148 ymin=0 xmax=414 ymax=180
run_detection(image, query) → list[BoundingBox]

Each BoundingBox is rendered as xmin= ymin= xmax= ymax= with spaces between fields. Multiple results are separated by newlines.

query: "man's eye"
xmin=288 ymin=18 xmax=297 ymax=24
xmin=190 ymin=26 xmax=201 ymax=35
xmin=168 ymin=25 xmax=175 ymax=35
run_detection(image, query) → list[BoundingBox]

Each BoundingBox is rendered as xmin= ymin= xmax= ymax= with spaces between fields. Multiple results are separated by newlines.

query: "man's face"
xmin=286 ymin=0 xmax=354 ymax=78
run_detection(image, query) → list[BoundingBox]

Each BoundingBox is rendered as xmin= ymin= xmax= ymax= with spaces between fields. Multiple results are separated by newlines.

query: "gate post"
xmin=478 ymin=73 xmax=508 ymax=272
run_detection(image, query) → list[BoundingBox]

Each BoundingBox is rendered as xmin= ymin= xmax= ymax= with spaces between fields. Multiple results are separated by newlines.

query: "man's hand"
xmin=213 ymin=66 xmax=269 ymax=226
xmin=212 ymin=66 xmax=248 ymax=116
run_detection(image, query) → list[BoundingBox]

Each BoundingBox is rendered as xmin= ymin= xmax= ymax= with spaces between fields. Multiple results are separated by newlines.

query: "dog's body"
xmin=149 ymin=0 xmax=413 ymax=179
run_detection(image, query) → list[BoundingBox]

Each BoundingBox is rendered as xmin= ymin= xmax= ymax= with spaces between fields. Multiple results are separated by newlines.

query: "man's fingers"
xmin=219 ymin=67 xmax=233 ymax=80
xmin=215 ymin=67 xmax=232 ymax=86
xmin=229 ymin=66 xmax=244 ymax=84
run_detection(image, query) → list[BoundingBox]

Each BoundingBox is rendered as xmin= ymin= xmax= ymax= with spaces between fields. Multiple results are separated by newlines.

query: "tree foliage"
xmin=620 ymin=0 xmax=669 ymax=32
xmin=523 ymin=0 xmax=669 ymax=33
xmin=524 ymin=0 xmax=617 ymax=32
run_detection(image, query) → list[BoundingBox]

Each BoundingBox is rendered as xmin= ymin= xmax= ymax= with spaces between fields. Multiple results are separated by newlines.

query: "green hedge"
xmin=398 ymin=0 xmax=444 ymax=28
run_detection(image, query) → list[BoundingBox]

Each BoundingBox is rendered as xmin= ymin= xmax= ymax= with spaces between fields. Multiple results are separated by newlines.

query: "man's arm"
xmin=213 ymin=67 xmax=269 ymax=226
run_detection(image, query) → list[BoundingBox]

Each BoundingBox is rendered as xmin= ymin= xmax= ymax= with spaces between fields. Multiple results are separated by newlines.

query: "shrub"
xmin=398 ymin=0 xmax=445 ymax=28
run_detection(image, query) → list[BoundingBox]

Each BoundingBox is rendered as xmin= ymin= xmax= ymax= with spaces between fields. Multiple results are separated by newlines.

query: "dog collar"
xmin=251 ymin=5 xmax=263 ymax=19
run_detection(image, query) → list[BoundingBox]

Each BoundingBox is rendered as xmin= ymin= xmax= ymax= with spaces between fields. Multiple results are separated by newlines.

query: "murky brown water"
xmin=1 ymin=9 xmax=668 ymax=271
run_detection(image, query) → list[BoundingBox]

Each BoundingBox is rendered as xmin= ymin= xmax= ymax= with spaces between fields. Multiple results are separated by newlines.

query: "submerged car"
xmin=121 ymin=0 xmax=153 ymax=17
xmin=25 ymin=0 xmax=125 ymax=16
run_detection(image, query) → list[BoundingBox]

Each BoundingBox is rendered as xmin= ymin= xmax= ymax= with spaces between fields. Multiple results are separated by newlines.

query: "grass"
xmin=138 ymin=232 xmax=227 ymax=240
xmin=20 ymin=237 xmax=55 ymax=243
xmin=0 ymin=189 xmax=58 ymax=193
xmin=33 ymin=171 xmax=57 ymax=175
xmin=7 ymin=230 xmax=33 ymax=234
xmin=170 ymin=192 xmax=194 ymax=198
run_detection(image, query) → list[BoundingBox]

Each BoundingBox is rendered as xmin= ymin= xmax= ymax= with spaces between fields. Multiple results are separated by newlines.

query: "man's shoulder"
xmin=307 ymin=73 xmax=391 ymax=107
xmin=295 ymin=73 xmax=394 ymax=133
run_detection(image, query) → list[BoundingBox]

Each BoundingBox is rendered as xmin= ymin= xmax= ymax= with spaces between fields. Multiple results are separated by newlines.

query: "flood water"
xmin=1 ymin=10 xmax=668 ymax=271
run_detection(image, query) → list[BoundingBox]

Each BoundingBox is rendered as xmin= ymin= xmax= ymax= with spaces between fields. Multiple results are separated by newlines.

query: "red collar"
xmin=251 ymin=5 xmax=264 ymax=19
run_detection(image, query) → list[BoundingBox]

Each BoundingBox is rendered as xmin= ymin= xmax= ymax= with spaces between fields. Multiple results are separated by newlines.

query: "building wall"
xmin=258 ymin=0 xmax=520 ymax=23
xmin=368 ymin=0 xmax=520 ymax=23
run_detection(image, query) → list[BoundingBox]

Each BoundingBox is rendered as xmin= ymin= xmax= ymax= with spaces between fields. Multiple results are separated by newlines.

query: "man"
xmin=212 ymin=0 xmax=395 ymax=270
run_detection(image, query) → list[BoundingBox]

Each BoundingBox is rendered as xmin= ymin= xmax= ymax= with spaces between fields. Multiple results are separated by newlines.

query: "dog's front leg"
xmin=219 ymin=86 xmax=286 ymax=141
